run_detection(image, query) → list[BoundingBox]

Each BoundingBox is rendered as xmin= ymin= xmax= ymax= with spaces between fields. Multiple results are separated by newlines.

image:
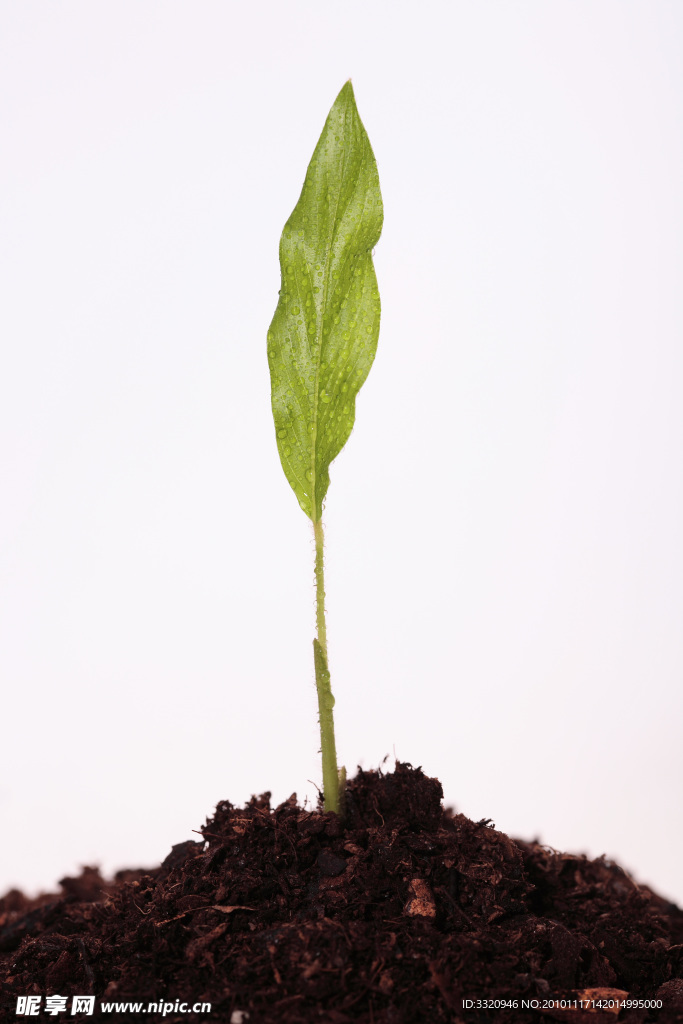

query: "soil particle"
xmin=1 ymin=763 xmax=680 ymax=1023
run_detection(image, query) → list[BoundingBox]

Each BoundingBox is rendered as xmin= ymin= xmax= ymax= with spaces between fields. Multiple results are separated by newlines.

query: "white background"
xmin=1 ymin=2 xmax=682 ymax=905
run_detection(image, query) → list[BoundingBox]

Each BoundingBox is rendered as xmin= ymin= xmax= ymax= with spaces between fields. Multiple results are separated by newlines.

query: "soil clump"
xmin=1 ymin=763 xmax=681 ymax=1023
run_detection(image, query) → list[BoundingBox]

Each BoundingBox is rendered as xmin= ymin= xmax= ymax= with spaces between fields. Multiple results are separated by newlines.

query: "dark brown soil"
xmin=1 ymin=763 xmax=681 ymax=1023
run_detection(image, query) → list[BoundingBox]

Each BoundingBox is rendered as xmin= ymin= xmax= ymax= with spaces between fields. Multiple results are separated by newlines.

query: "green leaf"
xmin=267 ymin=81 xmax=383 ymax=521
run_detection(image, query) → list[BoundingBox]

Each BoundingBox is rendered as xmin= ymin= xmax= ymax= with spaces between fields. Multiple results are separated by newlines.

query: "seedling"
xmin=267 ymin=82 xmax=383 ymax=815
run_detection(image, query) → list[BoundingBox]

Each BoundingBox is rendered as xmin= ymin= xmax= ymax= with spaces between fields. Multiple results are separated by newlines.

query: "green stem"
xmin=313 ymin=517 xmax=340 ymax=813
xmin=314 ymin=517 xmax=328 ymax=655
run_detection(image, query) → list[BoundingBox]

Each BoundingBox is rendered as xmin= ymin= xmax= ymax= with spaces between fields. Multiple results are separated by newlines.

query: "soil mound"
xmin=1 ymin=763 xmax=681 ymax=1022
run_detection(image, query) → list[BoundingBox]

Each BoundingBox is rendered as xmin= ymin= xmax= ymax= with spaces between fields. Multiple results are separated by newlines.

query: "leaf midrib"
xmin=310 ymin=115 xmax=360 ymax=520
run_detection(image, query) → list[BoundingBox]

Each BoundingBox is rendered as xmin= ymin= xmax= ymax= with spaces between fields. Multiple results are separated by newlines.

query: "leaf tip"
xmin=338 ymin=79 xmax=355 ymax=103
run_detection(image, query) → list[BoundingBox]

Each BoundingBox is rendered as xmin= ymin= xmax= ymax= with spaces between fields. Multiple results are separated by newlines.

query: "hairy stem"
xmin=313 ymin=517 xmax=340 ymax=813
